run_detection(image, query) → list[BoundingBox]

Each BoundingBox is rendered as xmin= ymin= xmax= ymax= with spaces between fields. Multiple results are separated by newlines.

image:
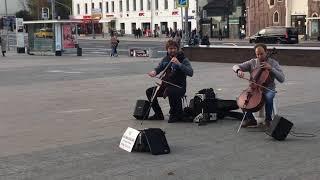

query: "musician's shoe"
xmin=241 ymin=119 xmax=257 ymax=128
xmin=264 ymin=120 xmax=271 ymax=130
xmin=148 ymin=114 xmax=164 ymax=120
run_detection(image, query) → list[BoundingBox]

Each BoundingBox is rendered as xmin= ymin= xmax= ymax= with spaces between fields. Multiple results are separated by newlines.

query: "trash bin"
xmin=55 ymin=50 xmax=62 ymax=56
xmin=77 ymin=47 xmax=82 ymax=56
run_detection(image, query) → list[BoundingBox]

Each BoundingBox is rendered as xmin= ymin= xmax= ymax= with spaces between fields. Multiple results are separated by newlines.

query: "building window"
xmin=126 ymin=0 xmax=129 ymax=11
xmin=291 ymin=15 xmax=306 ymax=35
xmin=277 ymin=0 xmax=282 ymax=2
xmin=174 ymin=0 xmax=177 ymax=9
xmin=120 ymin=23 xmax=125 ymax=31
xmin=77 ymin=4 xmax=80 ymax=14
xmin=273 ymin=11 xmax=279 ymax=23
xmin=133 ymin=0 xmax=137 ymax=11
xmin=270 ymin=0 xmax=275 ymax=6
xmin=99 ymin=2 xmax=102 ymax=10
xmin=112 ymin=1 xmax=114 ymax=12
xmin=106 ymin=2 xmax=109 ymax=13
xmin=85 ymin=3 xmax=88 ymax=14
xmin=311 ymin=13 xmax=319 ymax=37
xmin=164 ymin=0 xmax=168 ymax=10
xmin=155 ymin=0 xmax=159 ymax=10
xmin=92 ymin=2 xmax=94 ymax=9
xmin=147 ymin=0 xmax=151 ymax=10
xmin=140 ymin=0 xmax=144 ymax=10
xmin=120 ymin=0 xmax=123 ymax=12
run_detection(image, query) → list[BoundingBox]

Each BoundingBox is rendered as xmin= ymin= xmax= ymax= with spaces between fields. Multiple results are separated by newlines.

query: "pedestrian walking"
xmin=110 ymin=35 xmax=119 ymax=57
xmin=0 ymin=36 xmax=6 ymax=57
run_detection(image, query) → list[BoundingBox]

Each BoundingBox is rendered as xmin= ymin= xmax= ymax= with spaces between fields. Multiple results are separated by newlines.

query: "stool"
xmin=254 ymin=97 xmax=278 ymax=124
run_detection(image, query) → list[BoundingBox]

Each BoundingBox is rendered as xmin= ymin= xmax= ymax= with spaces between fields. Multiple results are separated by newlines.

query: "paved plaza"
xmin=0 ymin=53 xmax=319 ymax=180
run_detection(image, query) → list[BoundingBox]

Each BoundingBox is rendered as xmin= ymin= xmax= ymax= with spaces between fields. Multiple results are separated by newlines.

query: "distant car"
xmin=249 ymin=26 xmax=299 ymax=44
xmin=34 ymin=28 xmax=54 ymax=38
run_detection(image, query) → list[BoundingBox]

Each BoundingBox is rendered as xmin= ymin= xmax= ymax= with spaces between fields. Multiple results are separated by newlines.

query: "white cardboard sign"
xmin=119 ymin=127 xmax=140 ymax=152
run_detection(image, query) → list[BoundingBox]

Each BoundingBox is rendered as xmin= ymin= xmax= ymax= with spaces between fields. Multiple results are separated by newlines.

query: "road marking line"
xmin=47 ymin=70 xmax=64 ymax=73
xmin=46 ymin=70 xmax=83 ymax=74
xmin=57 ymin=109 xmax=93 ymax=113
xmin=64 ymin=71 xmax=83 ymax=74
xmin=223 ymin=43 xmax=238 ymax=46
xmin=92 ymin=116 xmax=114 ymax=122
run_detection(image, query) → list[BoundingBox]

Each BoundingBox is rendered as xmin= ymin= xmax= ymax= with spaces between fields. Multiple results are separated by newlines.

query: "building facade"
xmin=286 ymin=0 xmax=308 ymax=38
xmin=72 ymin=0 xmax=198 ymax=35
xmin=200 ymin=0 xmax=246 ymax=39
xmin=246 ymin=0 xmax=320 ymax=39
xmin=307 ymin=0 xmax=320 ymax=39
xmin=246 ymin=0 xmax=286 ymax=36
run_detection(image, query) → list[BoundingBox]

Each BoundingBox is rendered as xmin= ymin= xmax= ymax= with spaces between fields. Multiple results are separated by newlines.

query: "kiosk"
xmin=23 ymin=20 xmax=81 ymax=56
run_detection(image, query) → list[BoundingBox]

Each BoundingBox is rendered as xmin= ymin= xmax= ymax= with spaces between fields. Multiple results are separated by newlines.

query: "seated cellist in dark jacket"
xmin=146 ymin=40 xmax=193 ymax=123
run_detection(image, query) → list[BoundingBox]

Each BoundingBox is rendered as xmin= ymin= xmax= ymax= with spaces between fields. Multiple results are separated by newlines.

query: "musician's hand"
xmin=148 ymin=70 xmax=157 ymax=77
xmin=171 ymin=57 xmax=181 ymax=66
xmin=237 ymin=70 xmax=245 ymax=78
xmin=260 ymin=62 xmax=272 ymax=70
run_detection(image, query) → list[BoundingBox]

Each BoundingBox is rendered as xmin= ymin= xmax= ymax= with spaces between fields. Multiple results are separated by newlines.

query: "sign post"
xmin=177 ymin=0 xmax=189 ymax=46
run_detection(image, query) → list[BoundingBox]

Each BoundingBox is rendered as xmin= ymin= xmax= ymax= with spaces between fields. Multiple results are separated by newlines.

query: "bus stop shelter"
xmin=23 ymin=20 xmax=82 ymax=56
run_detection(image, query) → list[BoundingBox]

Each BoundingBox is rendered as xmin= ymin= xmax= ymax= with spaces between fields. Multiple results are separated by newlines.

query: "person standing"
xmin=110 ymin=35 xmax=119 ymax=57
xmin=218 ymin=29 xmax=223 ymax=41
xmin=0 ymin=36 xmax=6 ymax=57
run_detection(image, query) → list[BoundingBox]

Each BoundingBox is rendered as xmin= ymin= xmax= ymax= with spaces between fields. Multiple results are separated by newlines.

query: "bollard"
xmin=55 ymin=51 xmax=62 ymax=56
xmin=77 ymin=47 xmax=82 ymax=56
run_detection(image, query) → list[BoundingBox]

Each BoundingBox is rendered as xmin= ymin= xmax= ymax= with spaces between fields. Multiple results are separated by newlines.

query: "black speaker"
xmin=133 ymin=100 xmax=150 ymax=120
xmin=133 ymin=128 xmax=170 ymax=155
xmin=266 ymin=115 xmax=293 ymax=141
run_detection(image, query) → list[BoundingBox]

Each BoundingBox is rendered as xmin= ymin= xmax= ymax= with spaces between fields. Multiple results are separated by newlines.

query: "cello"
xmin=237 ymin=48 xmax=277 ymax=132
xmin=154 ymin=55 xmax=182 ymax=95
xmin=149 ymin=55 xmax=182 ymax=106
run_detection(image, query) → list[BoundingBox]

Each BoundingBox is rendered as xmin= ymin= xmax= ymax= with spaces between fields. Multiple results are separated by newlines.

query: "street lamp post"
xmin=4 ymin=0 xmax=8 ymax=17
xmin=91 ymin=0 xmax=96 ymax=39
xmin=51 ymin=0 xmax=56 ymax=19
xmin=196 ymin=0 xmax=199 ymax=36
xmin=150 ymin=0 xmax=153 ymax=37
xmin=4 ymin=0 xmax=9 ymax=51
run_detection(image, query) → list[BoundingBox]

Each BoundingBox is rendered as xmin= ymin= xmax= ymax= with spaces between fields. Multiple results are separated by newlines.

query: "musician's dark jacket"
xmin=154 ymin=51 xmax=193 ymax=90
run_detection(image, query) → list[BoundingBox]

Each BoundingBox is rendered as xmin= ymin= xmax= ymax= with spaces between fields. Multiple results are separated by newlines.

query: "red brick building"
xmin=307 ymin=0 xmax=320 ymax=38
xmin=246 ymin=0 xmax=286 ymax=36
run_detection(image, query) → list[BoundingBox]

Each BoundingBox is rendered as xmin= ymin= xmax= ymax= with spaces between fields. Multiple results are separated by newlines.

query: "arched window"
xmin=270 ymin=0 xmax=275 ymax=6
xmin=273 ymin=11 xmax=279 ymax=23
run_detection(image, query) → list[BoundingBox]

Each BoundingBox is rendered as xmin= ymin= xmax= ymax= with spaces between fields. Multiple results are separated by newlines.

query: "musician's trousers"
xmin=146 ymin=86 xmax=186 ymax=117
xmin=246 ymin=90 xmax=276 ymax=122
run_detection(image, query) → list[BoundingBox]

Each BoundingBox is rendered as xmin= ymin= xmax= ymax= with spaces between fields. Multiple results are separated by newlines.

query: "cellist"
xmin=232 ymin=43 xmax=285 ymax=128
xmin=146 ymin=40 xmax=193 ymax=123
